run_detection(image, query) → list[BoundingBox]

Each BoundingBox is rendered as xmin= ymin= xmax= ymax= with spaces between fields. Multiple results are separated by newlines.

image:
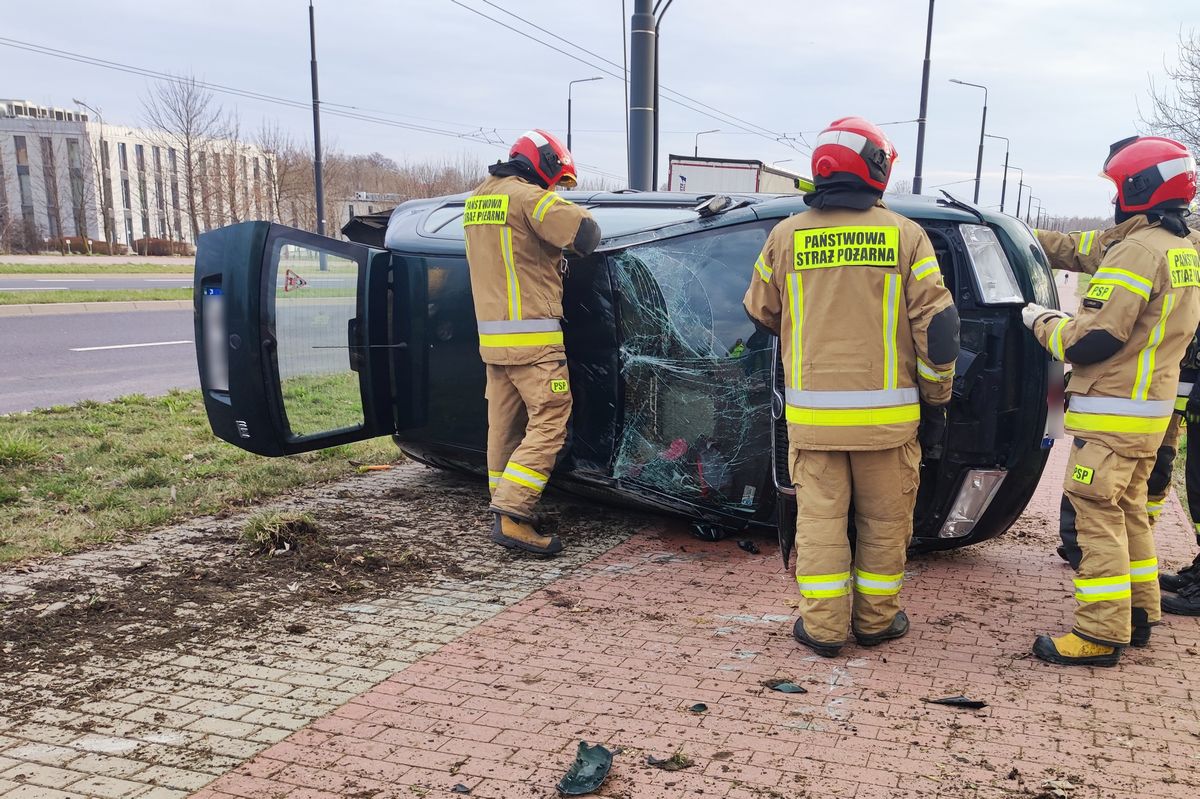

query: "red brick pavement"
xmin=193 ymin=423 xmax=1200 ymax=799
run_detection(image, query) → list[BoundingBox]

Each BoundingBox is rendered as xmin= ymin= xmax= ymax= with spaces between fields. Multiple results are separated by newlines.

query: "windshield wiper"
xmin=937 ymin=190 xmax=985 ymax=224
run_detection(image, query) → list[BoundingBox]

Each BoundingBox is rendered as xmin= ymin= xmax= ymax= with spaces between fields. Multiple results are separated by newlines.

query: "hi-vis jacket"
xmin=1032 ymin=220 xmax=1200 ymax=457
xmin=463 ymin=174 xmax=595 ymax=366
xmin=1036 ymin=220 xmax=1200 ymax=415
xmin=743 ymin=201 xmax=959 ymax=451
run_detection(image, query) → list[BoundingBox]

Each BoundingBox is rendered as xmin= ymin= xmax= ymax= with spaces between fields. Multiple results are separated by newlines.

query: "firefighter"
xmin=463 ymin=130 xmax=601 ymax=555
xmin=1022 ymin=136 xmax=1200 ymax=665
xmin=743 ymin=117 xmax=960 ymax=657
xmin=1035 ymin=230 xmax=1200 ymax=595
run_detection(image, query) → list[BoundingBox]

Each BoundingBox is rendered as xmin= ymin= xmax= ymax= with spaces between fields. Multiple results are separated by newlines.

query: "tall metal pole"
xmin=985 ymin=133 xmax=1009 ymax=212
xmin=950 ymin=79 xmax=987 ymax=203
xmin=651 ymin=0 xmax=676 ymax=190
xmin=1011 ymin=167 xmax=1024 ymax=220
xmin=628 ymin=0 xmax=655 ymax=191
xmin=912 ymin=0 xmax=935 ymax=195
xmin=694 ymin=129 xmax=719 ymax=157
xmin=567 ymin=77 xmax=602 ymax=155
xmin=309 ymin=1 xmax=326 ymax=238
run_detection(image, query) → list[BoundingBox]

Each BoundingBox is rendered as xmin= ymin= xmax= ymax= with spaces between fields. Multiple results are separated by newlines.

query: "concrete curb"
xmin=0 ymin=300 xmax=192 ymax=317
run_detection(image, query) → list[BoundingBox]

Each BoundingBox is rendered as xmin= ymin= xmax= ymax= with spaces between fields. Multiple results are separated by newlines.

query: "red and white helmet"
xmin=1102 ymin=136 xmax=1197 ymax=212
xmin=510 ymin=129 xmax=577 ymax=188
xmin=811 ymin=117 xmax=898 ymax=192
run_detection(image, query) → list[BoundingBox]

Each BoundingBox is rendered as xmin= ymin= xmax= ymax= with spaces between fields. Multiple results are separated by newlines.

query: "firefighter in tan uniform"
xmin=743 ymin=117 xmax=960 ymax=657
xmin=1022 ymin=136 xmax=1200 ymax=665
xmin=463 ymin=130 xmax=601 ymax=555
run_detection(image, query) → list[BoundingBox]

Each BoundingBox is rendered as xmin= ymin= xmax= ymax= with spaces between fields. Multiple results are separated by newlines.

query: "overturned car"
xmin=193 ymin=190 xmax=1059 ymax=551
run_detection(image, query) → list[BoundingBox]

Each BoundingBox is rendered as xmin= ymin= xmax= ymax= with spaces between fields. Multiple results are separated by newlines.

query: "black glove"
xmin=1188 ymin=380 xmax=1200 ymax=426
xmin=919 ymin=404 xmax=947 ymax=457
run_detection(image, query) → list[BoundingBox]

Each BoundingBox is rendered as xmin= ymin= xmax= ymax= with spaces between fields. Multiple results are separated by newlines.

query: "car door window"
xmin=610 ymin=223 xmax=774 ymax=512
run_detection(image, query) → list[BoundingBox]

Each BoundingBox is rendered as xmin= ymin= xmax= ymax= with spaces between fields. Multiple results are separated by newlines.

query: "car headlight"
xmin=960 ymin=224 xmax=1024 ymax=305
xmin=938 ymin=469 xmax=1007 ymax=538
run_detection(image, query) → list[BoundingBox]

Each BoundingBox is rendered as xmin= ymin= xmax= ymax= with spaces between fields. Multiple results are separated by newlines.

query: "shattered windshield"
xmin=611 ymin=223 xmax=774 ymax=513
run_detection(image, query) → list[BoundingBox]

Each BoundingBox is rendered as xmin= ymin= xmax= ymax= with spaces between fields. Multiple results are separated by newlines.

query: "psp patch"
xmin=792 ymin=226 xmax=899 ymax=270
xmin=1071 ymin=465 xmax=1094 ymax=485
xmin=463 ymin=194 xmax=509 ymax=226
xmin=1085 ymin=283 xmax=1114 ymax=302
xmin=549 ymin=379 xmax=569 ymax=394
xmin=1168 ymin=248 xmax=1200 ymax=288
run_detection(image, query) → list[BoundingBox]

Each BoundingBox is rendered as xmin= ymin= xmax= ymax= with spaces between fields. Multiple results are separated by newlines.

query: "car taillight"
xmin=938 ymin=469 xmax=1006 ymax=538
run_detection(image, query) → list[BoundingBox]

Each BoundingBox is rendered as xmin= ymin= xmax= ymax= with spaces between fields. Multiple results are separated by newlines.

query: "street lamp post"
xmin=1010 ymin=166 xmax=1025 ymax=219
xmin=1028 ymin=195 xmax=1041 ymax=227
xmin=912 ymin=0 xmax=936 ymax=194
xmin=72 ymin=98 xmax=114 ymax=251
xmin=567 ymin=77 xmax=603 ymax=153
xmin=950 ymin=78 xmax=987 ymax=204
xmin=694 ymin=129 xmax=719 ymax=157
xmin=984 ymin=133 xmax=1009 ymax=213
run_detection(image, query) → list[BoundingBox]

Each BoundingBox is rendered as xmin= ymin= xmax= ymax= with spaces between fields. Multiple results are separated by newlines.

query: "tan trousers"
xmin=790 ymin=438 xmax=921 ymax=643
xmin=1146 ymin=413 xmax=1182 ymax=525
xmin=485 ymin=359 xmax=572 ymax=519
xmin=1063 ymin=438 xmax=1159 ymax=647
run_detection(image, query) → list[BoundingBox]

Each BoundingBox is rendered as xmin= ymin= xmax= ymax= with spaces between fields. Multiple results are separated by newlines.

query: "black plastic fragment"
xmin=690 ymin=523 xmax=727 ymax=541
xmin=762 ymin=678 xmax=807 ymax=694
xmin=556 ymin=740 xmax=613 ymax=796
xmin=922 ymin=695 xmax=987 ymax=710
xmin=688 ymin=703 xmax=708 ymax=713
xmin=451 ymin=785 xmax=471 ymax=795
xmin=736 ymin=539 xmax=760 ymax=555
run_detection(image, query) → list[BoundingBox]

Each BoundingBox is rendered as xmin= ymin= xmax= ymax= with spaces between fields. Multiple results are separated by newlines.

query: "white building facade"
xmin=0 ymin=99 xmax=276 ymax=252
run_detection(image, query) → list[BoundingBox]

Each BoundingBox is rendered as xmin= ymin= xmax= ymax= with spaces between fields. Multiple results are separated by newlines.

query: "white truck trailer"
xmin=665 ymin=155 xmax=813 ymax=195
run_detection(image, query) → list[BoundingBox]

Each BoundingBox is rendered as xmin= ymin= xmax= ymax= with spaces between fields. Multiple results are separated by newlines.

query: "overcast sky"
xmin=5 ymin=0 xmax=1196 ymax=216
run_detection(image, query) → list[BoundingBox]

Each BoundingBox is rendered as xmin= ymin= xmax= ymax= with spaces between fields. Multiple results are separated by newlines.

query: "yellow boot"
xmin=1032 ymin=632 xmax=1120 ymax=667
xmin=490 ymin=513 xmax=563 ymax=556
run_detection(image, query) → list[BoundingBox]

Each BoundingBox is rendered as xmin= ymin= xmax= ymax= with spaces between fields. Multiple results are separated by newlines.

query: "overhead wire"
xmin=455 ymin=1 xmax=804 ymax=153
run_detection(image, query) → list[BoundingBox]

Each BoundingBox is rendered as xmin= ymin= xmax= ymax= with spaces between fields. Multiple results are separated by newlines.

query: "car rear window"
xmin=419 ymin=204 xmax=698 ymax=239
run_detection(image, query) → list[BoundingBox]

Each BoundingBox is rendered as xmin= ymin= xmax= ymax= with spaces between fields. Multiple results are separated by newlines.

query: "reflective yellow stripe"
xmin=754 ymin=252 xmax=773 ymax=283
xmin=1074 ymin=573 xmax=1132 ymax=602
xmin=911 ymin=256 xmax=939 ymax=281
xmin=1176 ymin=397 xmax=1189 ymax=411
xmin=488 ymin=470 xmax=502 ymax=487
xmin=1077 ymin=230 xmax=1097 ymax=255
xmin=1049 ymin=317 xmax=1069 ymax=361
xmin=1133 ymin=294 xmax=1174 ymax=401
xmin=853 ymin=569 xmax=903 ymax=596
xmin=882 ymin=274 xmax=900 ymax=390
xmin=786 ymin=404 xmax=920 ymax=427
xmin=506 ymin=462 xmax=548 ymax=482
xmin=501 ymin=461 xmax=549 ymax=492
xmin=1146 ymin=500 xmax=1165 ymax=517
xmin=478 ymin=331 xmax=565 ymax=348
xmin=788 ymin=273 xmax=803 ymax=390
xmin=1130 ymin=557 xmax=1158 ymax=582
xmin=533 ymin=192 xmax=561 ymax=222
xmin=797 ymin=571 xmax=851 ymax=598
xmin=1064 ymin=410 xmax=1171 ymax=435
xmin=1091 ymin=267 xmax=1152 ymax=301
xmin=501 ymin=227 xmax=521 ymax=320
xmin=917 ymin=359 xmax=954 ymax=383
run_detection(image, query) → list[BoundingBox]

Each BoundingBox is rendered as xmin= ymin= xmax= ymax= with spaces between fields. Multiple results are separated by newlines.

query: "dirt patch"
xmin=0 ymin=470 xmax=632 ymax=689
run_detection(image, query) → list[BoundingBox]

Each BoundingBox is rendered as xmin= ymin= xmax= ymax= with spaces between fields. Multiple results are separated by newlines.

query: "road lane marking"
xmin=36 ymin=278 xmax=93 ymax=282
xmin=145 ymin=279 xmax=192 ymax=282
xmin=70 ymin=340 xmax=193 ymax=352
xmin=3 ymin=287 xmax=68 ymax=291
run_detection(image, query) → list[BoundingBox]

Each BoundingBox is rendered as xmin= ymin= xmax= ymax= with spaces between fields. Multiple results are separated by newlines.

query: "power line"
xmin=452 ymin=1 xmax=803 ymax=153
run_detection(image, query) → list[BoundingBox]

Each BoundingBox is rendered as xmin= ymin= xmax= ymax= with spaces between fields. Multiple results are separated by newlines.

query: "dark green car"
xmin=193 ymin=190 xmax=1060 ymax=552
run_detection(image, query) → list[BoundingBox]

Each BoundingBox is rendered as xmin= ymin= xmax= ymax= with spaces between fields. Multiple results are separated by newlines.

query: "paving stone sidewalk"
xmin=185 ymin=433 xmax=1200 ymax=799
xmin=0 ymin=465 xmax=640 ymax=799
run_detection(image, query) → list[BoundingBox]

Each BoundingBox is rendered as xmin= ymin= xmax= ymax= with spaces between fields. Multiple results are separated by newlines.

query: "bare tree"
xmin=1142 ymin=29 xmax=1200 ymax=153
xmin=142 ymin=74 xmax=226 ymax=241
xmin=886 ymin=178 xmax=913 ymax=196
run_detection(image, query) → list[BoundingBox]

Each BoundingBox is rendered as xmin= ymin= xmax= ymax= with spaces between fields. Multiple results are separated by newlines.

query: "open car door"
xmin=193 ymin=222 xmax=425 ymax=456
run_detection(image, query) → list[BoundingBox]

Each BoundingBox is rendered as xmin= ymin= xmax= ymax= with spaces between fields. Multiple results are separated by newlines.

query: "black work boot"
xmin=1160 ymin=552 xmax=1200 ymax=593
xmin=792 ymin=618 xmax=843 ymax=658
xmin=1032 ymin=633 xmax=1121 ymax=667
xmin=489 ymin=513 xmax=563 ymax=556
xmin=854 ymin=611 xmax=910 ymax=647
xmin=1130 ymin=607 xmax=1153 ymax=648
xmin=1162 ymin=579 xmax=1200 ymax=616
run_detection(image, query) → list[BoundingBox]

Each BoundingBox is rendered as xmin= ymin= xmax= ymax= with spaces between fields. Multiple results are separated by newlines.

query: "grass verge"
xmin=0 ymin=262 xmax=192 ymax=275
xmin=0 ymin=288 xmax=191 ymax=305
xmin=0 ymin=389 xmax=398 ymax=564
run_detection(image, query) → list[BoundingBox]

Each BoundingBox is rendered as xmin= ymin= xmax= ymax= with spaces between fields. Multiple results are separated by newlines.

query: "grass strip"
xmin=0 ymin=389 xmax=399 ymax=564
xmin=0 ymin=262 xmax=193 ymax=275
xmin=0 ymin=288 xmax=192 ymax=305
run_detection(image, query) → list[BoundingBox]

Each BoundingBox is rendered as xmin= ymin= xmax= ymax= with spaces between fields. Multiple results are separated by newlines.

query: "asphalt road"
xmin=0 ymin=275 xmax=193 ymax=292
xmin=0 ymin=309 xmax=198 ymax=414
